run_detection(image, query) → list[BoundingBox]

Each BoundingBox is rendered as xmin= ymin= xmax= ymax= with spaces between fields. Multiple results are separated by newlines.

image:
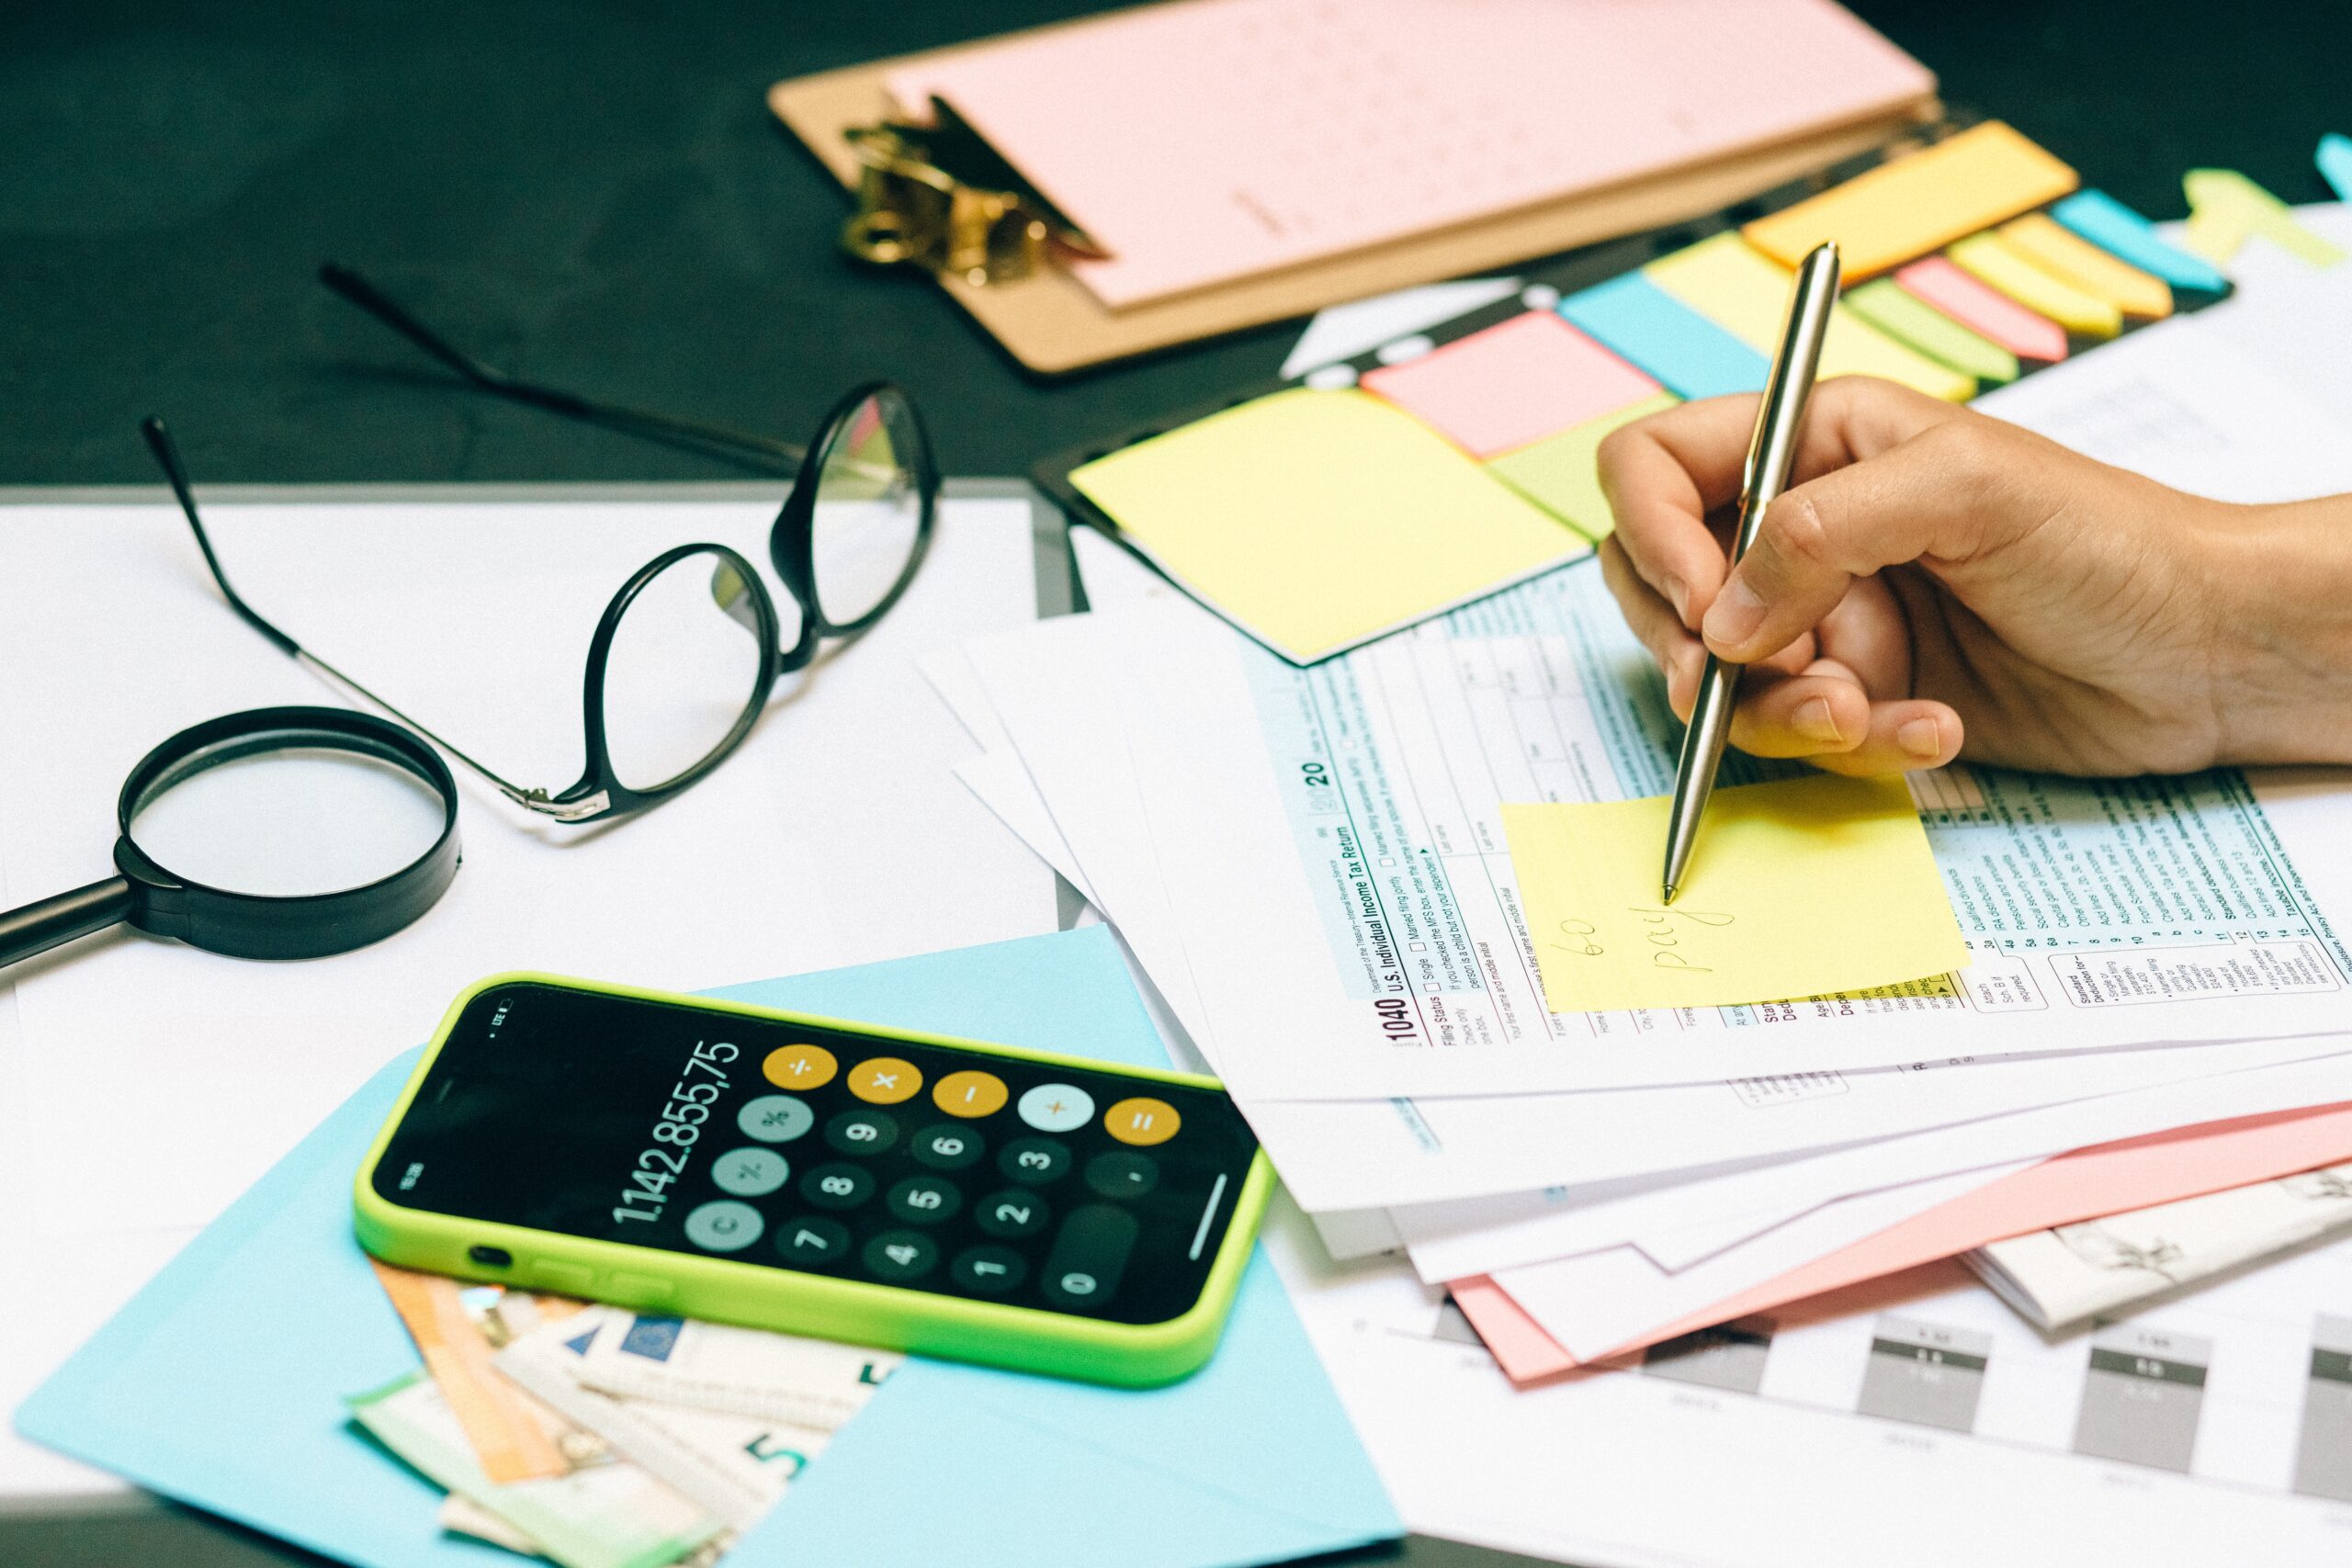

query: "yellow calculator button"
xmin=848 ymin=1056 xmax=923 ymax=1104
xmin=1104 ymin=1097 xmax=1180 ymax=1146
xmin=763 ymin=1043 xmax=838 ymax=1090
xmin=933 ymin=1069 xmax=1010 ymax=1119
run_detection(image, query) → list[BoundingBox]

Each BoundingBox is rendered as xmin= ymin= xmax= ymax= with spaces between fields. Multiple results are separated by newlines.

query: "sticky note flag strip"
xmin=2181 ymin=169 xmax=2348 ymax=269
xmin=2322 ymin=134 xmax=2352 ymax=202
xmin=2048 ymin=190 xmax=2228 ymax=296
xmin=1068 ymin=388 xmax=1586 ymax=665
xmin=1742 ymin=120 xmax=2078 ymax=279
xmin=1645 ymin=233 xmax=1975 ymax=400
xmin=1502 ymin=774 xmax=1968 ymax=1014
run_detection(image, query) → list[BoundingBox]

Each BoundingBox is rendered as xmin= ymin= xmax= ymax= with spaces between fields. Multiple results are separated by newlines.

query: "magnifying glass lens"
xmin=128 ymin=738 xmax=451 ymax=898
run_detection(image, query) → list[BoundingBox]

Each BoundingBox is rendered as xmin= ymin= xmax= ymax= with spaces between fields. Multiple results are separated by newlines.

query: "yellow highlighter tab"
xmin=1645 ymin=234 xmax=1974 ymax=401
xmin=1948 ymin=232 xmax=2121 ymax=338
xmin=1502 ymin=774 xmax=1968 ymax=1014
xmin=1743 ymin=120 xmax=2079 ymax=279
xmin=2181 ymin=168 xmax=2349 ymax=269
xmin=1068 ymin=389 xmax=1588 ymax=665
xmin=1998 ymin=213 xmax=2171 ymax=319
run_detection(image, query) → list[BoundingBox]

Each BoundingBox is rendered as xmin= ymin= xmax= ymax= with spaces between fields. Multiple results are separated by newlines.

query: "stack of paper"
xmin=924 ymin=192 xmax=2352 ymax=1558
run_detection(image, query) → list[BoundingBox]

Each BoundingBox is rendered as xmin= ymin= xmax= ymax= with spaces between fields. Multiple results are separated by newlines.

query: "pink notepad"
xmin=887 ymin=0 xmax=1934 ymax=309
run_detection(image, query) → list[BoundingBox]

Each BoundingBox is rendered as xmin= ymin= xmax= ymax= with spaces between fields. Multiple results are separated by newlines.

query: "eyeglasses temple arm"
xmin=140 ymin=414 xmax=580 ymax=818
xmin=142 ymin=416 xmax=300 ymax=659
xmin=318 ymin=262 xmax=807 ymax=475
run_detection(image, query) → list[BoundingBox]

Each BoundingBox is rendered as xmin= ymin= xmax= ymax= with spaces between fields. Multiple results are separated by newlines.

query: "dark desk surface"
xmin=4 ymin=4 xmax=2345 ymax=1564
xmin=3 ymin=1 xmax=2345 ymax=491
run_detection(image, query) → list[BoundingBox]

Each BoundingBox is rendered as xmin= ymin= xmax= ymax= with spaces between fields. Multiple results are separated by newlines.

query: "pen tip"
xmin=1661 ymin=882 xmax=1678 ymax=906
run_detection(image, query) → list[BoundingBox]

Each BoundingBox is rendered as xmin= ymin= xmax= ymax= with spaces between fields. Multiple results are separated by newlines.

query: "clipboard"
xmin=767 ymin=42 xmax=1940 ymax=376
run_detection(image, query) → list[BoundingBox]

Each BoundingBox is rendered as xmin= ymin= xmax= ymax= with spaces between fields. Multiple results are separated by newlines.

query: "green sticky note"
xmin=1069 ymin=388 xmax=1588 ymax=664
xmin=1845 ymin=278 xmax=2019 ymax=385
xmin=1486 ymin=392 xmax=1680 ymax=541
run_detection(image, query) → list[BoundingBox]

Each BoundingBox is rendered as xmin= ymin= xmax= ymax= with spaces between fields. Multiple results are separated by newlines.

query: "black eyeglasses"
xmin=141 ymin=269 xmax=940 ymax=824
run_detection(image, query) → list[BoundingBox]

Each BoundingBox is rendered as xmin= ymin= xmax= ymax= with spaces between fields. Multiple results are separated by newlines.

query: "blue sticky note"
xmin=17 ymin=929 xmax=1399 ymax=1568
xmin=1557 ymin=272 xmax=1770 ymax=400
xmin=2051 ymin=190 xmax=2231 ymax=294
xmin=2322 ymin=134 xmax=2352 ymax=201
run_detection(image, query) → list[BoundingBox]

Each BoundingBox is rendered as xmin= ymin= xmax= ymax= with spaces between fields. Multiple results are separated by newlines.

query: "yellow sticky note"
xmin=1486 ymin=391 xmax=1680 ymax=542
xmin=1502 ymin=774 xmax=1968 ymax=1013
xmin=2181 ymin=168 xmax=2349 ymax=268
xmin=1068 ymin=389 xmax=1587 ymax=664
xmin=1743 ymin=121 xmax=2079 ymax=279
xmin=1645 ymin=234 xmax=1976 ymax=401
xmin=1947 ymin=232 xmax=2120 ymax=338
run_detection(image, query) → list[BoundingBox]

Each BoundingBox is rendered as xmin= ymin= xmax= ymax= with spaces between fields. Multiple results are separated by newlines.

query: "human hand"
xmin=1595 ymin=376 xmax=2352 ymax=776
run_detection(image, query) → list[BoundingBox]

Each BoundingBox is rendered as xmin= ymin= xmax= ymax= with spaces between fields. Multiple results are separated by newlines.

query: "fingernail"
xmin=1668 ymin=648 xmax=1699 ymax=710
xmin=1794 ymin=697 xmax=1841 ymax=745
xmin=1898 ymin=717 xmax=1942 ymax=760
xmin=1662 ymin=574 xmax=1690 ymax=624
xmin=1702 ymin=576 xmax=1764 ymax=649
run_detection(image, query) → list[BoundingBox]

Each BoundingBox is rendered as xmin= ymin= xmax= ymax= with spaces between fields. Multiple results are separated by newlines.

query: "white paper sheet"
xmin=1243 ymin=1030 xmax=2342 ymax=1208
xmin=0 ymin=496 xmax=1054 ymax=1235
xmin=1398 ymin=1042 xmax=2352 ymax=1282
xmin=1492 ymin=1162 xmax=2031 ymax=1361
xmin=1264 ymin=1196 xmax=2352 ymax=1567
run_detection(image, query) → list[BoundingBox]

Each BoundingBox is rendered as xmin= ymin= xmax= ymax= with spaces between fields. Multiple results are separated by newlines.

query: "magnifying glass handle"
xmin=0 ymin=878 xmax=135 ymax=969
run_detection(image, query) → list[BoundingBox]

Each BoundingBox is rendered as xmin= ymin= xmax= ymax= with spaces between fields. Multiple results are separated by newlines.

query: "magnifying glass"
xmin=0 ymin=706 xmax=461 ymax=969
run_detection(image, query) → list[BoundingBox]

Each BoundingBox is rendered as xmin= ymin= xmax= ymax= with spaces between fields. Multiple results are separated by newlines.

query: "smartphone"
xmin=354 ymin=974 xmax=1274 ymax=1386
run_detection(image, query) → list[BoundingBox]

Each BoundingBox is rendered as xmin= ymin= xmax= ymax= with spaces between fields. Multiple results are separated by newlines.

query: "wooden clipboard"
xmin=769 ymin=46 xmax=1939 ymax=376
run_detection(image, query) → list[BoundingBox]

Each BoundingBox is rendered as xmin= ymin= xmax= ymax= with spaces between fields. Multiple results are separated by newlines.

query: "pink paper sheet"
xmin=887 ymin=0 xmax=1933 ymax=309
xmin=1361 ymin=312 xmax=1658 ymax=458
xmin=1455 ymin=1098 xmax=2352 ymax=1384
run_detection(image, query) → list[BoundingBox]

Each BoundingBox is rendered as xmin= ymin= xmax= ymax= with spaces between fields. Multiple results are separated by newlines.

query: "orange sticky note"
xmin=1743 ymin=121 xmax=2078 ymax=279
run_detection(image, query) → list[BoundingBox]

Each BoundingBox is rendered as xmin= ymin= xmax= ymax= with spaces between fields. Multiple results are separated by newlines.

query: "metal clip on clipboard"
xmin=840 ymin=96 xmax=1101 ymax=288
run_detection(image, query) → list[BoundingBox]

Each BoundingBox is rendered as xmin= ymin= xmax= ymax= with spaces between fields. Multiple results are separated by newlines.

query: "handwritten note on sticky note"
xmin=1069 ymin=389 xmax=1587 ymax=664
xmin=1502 ymin=774 xmax=1967 ymax=1013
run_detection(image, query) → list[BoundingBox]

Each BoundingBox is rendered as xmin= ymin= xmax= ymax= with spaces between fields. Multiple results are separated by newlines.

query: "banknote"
xmin=570 ymin=1311 xmax=899 ymax=1428
xmin=1971 ymin=1161 xmax=2352 ymax=1331
xmin=350 ymin=1371 xmax=721 ymax=1568
xmin=439 ymin=1492 xmax=546 ymax=1557
xmin=371 ymin=1259 xmax=602 ymax=1483
xmin=500 ymin=1306 xmax=830 ymax=1533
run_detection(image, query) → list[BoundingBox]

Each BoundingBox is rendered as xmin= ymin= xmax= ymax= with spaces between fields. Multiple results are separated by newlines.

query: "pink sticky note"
xmin=1456 ymin=1098 xmax=2352 ymax=1386
xmin=1895 ymin=254 xmax=2070 ymax=362
xmin=1361 ymin=312 xmax=1659 ymax=458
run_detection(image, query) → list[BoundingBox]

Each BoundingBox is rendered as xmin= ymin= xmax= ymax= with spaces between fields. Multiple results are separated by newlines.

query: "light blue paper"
xmin=1556 ymin=272 xmax=1770 ymax=400
xmin=17 ymin=929 xmax=1399 ymax=1568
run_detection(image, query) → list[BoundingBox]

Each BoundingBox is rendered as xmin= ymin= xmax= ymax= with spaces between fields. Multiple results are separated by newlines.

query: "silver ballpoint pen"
xmin=1659 ymin=240 xmax=1841 ymax=904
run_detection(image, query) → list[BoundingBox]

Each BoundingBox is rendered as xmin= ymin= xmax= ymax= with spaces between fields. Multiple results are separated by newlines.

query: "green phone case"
xmin=353 ymin=972 xmax=1275 ymax=1386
